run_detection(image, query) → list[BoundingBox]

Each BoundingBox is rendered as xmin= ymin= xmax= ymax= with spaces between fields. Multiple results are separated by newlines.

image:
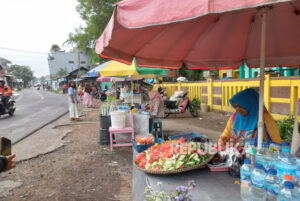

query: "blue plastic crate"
xmin=168 ymin=132 xmax=204 ymax=141
xmin=155 ymin=138 xmax=164 ymax=144
xmin=132 ymin=138 xmax=164 ymax=153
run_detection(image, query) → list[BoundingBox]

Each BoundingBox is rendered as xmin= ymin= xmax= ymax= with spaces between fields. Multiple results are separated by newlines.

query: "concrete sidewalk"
xmin=13 ymin=104 xmax=99 ymax=162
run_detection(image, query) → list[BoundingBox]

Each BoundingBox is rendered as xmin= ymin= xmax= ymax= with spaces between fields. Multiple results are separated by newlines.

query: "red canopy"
xmin=96 ymin=0 xmax=300 ymax=69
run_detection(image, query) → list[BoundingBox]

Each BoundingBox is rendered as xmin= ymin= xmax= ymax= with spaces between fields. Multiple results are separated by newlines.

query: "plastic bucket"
xmin=99 ymin=115 xmax=111 ymax=130
xmin=99 ymin=129 xmax=110 ymax=145
xmin=110 ymin=111 xmax=126 ymax=129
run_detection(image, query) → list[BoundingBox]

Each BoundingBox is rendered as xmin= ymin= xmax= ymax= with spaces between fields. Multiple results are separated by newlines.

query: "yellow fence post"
xmin=178 ymin=81 xmax=182 ymax=91
xmin=207 ymin=78 xmax=213 ymax=110
xmin=264 ymin=74 xmax=270 ymax=111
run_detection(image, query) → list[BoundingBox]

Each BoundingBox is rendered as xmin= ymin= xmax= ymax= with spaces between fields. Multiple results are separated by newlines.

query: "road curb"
xmin=12 ymin=110 xmax=69 ymax=145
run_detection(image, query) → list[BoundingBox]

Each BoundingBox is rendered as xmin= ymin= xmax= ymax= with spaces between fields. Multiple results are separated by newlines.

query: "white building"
xmin=0 ymin=57 xmax=11 ymax=76
xmin=47 ymin=48 xmax=91 ymax=77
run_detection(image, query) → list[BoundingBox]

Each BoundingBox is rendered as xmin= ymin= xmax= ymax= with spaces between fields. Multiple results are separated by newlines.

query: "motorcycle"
xmin=0 ymin=92 xmax=16 ymax=116
xmin=164 ymin=92 xmax=198 ymax=118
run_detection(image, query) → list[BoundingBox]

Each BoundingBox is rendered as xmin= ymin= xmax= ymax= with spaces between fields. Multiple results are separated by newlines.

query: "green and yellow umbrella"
xmin=98 ymin=58 xmax=170 ymax=78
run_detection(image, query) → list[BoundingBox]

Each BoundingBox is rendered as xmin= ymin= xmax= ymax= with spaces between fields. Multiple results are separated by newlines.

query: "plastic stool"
xmin=151 ymin=117 xmax=164 ymax=139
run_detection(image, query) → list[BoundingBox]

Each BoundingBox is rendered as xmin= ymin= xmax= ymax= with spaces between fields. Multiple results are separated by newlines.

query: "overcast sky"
xmin=0 ymin=0 xmax=85 ymax=77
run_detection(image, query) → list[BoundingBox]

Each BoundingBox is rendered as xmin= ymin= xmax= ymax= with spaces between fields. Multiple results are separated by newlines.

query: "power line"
xmin=0 ymin=46 xmax=49 ymax=54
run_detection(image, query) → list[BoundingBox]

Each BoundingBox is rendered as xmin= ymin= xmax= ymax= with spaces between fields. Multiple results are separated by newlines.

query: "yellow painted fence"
xmin=162 ymin=75 xmax=300 ymax=121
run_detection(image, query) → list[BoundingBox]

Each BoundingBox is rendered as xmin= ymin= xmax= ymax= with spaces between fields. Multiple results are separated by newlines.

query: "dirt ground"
xmin=163 ymin=110 xmax=231 ymax=142
xmin=0 ymin=110 xmax=132 ymax=201
xmin=0 ymin=102 xmax=230 ymax=201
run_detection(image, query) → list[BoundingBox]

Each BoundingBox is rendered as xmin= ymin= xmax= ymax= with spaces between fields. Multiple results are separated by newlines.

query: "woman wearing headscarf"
xmin=147 ymin=84 xmax=165 ymax=119
xmin=83 ymin=83 xmax=93 ymax=108
xmin=219 ymin=88 xmax=281 ymax=146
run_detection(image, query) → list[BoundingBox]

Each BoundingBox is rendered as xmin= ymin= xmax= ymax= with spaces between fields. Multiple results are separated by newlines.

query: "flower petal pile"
xmin=136 ymin=136 xmax=154 ymax=145
xmin=135 ymin=137 xmax=216 ymax=171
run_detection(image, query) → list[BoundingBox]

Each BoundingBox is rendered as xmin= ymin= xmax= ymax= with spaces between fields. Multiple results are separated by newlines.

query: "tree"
xmin=50 ymin=44 xmax=61 ymax=52
xmin=39 ymin=76 xmax=46 ymax=84
xmin=67 ymin=0 xmax=119 ymax=63
xmin=178 ymin=63 xmax=204 ymax=81
xmin=7 ymin=65 xmax=34 ymax=87
xmin=57 ymin=68 xmax=67 ymax=77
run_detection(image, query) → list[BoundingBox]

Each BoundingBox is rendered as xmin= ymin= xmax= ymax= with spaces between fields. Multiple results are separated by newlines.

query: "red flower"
xmin=179 ymin=137 xmax=186 ymax=143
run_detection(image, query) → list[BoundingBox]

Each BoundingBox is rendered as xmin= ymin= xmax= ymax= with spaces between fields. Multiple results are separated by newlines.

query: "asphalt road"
xmin=0 ymin=88 xmax=68 ymax=143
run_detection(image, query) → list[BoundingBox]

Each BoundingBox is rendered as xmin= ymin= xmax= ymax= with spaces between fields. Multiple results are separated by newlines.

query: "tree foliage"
xmin=57 ymin=68 xmax=68 ymax=77
xmin=50 ymin=44 xmax=61 ymax=52
xmin=7 ymin=65 xmax=34 ymax=87
xmin=67 ymin=0 xmax=119 ymax=63
xmin=38 ymin=76 xmax=46 ymax=84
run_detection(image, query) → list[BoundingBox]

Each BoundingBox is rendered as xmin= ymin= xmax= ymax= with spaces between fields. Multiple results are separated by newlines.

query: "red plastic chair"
xmin=109 ymin=111 xmax=134 ymax=151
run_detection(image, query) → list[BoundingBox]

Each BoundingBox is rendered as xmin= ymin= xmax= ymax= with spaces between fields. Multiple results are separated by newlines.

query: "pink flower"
xmin=197 ymin=149 xmax=206 ymax=155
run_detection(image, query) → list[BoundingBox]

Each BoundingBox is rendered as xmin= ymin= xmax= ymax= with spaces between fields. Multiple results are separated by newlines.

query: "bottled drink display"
xmin=278 ymin=181 xmax=294 ymax=201
xmin=251 ymin=163 xmax=266 ymax=201
xmin=239 ymin=141 xmax=299 ymax=201
xmin=240 ymin=158 xmax=253 ymax=201
xmin=264 ymin=168 xmax=279 ymax=201
xmin=276 ymin=147 xmax=297 ymax=180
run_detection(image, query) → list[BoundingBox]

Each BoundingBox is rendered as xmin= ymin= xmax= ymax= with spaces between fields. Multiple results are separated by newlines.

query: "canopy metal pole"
xmin=257 ymin=8 xmax=267 ymax=150
xmin=131 ymin=78 xmax=134 ymax=105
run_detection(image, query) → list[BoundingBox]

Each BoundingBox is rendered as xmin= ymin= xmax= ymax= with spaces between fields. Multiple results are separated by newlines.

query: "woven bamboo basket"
xmin=135 ymin=154 xmax=215 ymax=175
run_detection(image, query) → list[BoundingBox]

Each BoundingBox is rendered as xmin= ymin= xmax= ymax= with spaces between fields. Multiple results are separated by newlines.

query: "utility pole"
xmin=76 ymin=49 xmax=80 ymax=87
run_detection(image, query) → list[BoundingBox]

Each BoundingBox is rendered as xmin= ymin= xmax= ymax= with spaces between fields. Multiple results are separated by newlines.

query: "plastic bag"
xmin=227 ymin=147 xmax=244 ymax=178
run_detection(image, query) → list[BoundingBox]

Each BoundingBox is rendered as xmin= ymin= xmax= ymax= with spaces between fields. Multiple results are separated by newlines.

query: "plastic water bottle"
xmin=294 ymin=170 xmax=300 ymax=200
xmin=281 ymin=141 xmax=290 ymax=151
xmin=276 ymin=147 xmax=297 ymax=180
xmin=256 ymin=142 xmax=273 ymax=171
xmin=278 ymin=181 xmax=294 ymax=201
xmin=264 ymin=168 xmax=279 ymax=201
xmin=250 ymin=148 xmax=256 ymax=168
xmin=251 ymin=163 xmax=266 ymax=201
xmin=269 ymin=143 xmax=281 ymax=170
xmin=278 ymin=174 xmax=294 ymax=192
xmin=240 ymin=158 xmax=253 ymax=201
xmin=269 ymin=142 xmax=281 ymax=160
xmin=244 ymin=138 xmax=255 ymax=159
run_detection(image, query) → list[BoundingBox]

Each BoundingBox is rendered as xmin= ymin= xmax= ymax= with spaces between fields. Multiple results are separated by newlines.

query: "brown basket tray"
xmin=135 ymin=154 xmax=215 ymax=175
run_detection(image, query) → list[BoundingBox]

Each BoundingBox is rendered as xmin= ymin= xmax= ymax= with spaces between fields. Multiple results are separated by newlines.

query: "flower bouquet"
xmin=135 ymin=137 xmax=216 ymax=174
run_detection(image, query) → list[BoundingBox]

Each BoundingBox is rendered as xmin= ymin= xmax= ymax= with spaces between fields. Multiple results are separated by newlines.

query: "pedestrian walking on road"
xmin=62 ymin=83 xmax=67 ymax=94
xmin=83 ymin=83 xmax=93 ymax=108
xmin=77 ymin=82 xmax=83 ymax=100
xmin=68 ymin=81 xmax=80 ymax=121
